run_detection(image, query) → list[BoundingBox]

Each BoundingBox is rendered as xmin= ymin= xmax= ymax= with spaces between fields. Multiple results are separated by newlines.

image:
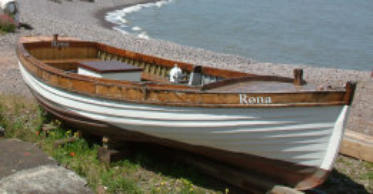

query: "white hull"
xmin=19 ymin=62 xmax=348 ymax=170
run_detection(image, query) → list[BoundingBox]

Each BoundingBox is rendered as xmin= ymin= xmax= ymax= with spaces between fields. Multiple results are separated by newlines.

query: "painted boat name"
xmin=239 ymin=94 xmax=272 ymax=104
xmin=51 ymin=41 xmax=69 ymax=48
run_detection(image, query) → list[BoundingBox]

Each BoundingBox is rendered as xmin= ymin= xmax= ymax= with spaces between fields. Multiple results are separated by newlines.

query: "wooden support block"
xmin=340 ymin=130 xmax=373 ymax=162
xmin=42 ymin=124 xmax=56 ymax=132
xmin=98 ymin=136 xmax=132 ymax=164
xmin=97 ymin=147 xmax=120 ymax=165
xmin=53 ymin=137 xmax=77 ymax=148
xmin=102 ymin=136 xmax=109 ymax=149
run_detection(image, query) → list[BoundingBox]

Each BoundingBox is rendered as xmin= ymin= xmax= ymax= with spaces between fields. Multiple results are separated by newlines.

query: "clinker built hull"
xmin=19 ymin=62 xmax=348 ymax=190
xmin=17 ymin=36 xmax=355 ymax=191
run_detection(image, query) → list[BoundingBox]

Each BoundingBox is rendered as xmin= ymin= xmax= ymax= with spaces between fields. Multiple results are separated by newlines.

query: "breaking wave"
xmin=105 ymin=0 xmax=173 ymax=39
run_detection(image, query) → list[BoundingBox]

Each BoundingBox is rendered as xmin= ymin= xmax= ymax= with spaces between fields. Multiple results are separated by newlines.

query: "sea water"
xmin=106 ymin=0 xmax=373 ymax=70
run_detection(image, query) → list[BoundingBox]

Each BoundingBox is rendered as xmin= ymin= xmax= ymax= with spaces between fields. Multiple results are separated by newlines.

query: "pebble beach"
xmin=0 ymin=0 xmax=372 ymax=193
xmin=1 ymin=0 xmax=371 ymax=135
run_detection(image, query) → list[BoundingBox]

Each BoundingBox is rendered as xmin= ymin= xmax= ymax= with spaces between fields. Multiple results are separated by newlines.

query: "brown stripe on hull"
xmin=29 ymin=88 xmax=329 ymax=191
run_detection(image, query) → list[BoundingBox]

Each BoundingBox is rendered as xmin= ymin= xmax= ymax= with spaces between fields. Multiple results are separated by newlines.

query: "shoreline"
xmin=94 ymin=0 xmax=159 ymax=29
xmin=0 ymin=0 xmax=371 ymax=137
xmin=0 ymin=1 xmax=372 ymax=192
xmin=93 ymin=1 xmax=371 ymax=80
xmin=95 ymin=0 xmax=372 ymax=73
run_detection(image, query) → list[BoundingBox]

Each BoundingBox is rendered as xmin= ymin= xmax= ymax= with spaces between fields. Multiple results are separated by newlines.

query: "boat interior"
xmin=21 ymin=36 xmax=329 ymax=93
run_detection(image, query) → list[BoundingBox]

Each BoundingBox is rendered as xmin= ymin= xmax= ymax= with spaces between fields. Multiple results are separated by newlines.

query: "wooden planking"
xmin=17 ymin=36 xmax=354 ymax=192
xmin=340 ymin=130 xmax=373 ymax=162
xmin=29 ymin=47 xmax=97 ymax=60
xmin=141 ymin=73 xmax=170 ymax=84
xmin=19 ymin=54 xmax=348 ymax=107
xmin=42 ymin=58 xmax=101 ymax=64
xmin=17 ymin=37 xmax=353 ymax=108
xmin=46 ymin=62 xmax=78 ymax=71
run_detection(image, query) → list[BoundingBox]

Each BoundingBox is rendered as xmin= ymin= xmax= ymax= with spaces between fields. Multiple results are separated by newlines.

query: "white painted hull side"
xmin=19 ymin=62 xmax=349 ymax=170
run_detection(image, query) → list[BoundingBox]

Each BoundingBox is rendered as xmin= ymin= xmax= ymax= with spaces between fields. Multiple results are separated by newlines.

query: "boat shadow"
xmin=307 ymin=169 xmax=370 ymax=194
xmin=110 ymin=141 xmax=371 ymax=194
xmin=78 ymin=130 xmax=370 ymax=194
xmin=54 ymin=115 xmax=369 ymax=194
xmin=113 ymin=142 xmax=249 ymax=194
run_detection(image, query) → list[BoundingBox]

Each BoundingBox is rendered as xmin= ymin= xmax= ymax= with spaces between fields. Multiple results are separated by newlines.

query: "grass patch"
xmin=0 ymin=95 xmax=42 ymax=141
xmin=1 ymin=94 xmax=371 ymax=193
xmin=0 ymin=95 xmax=223 ymax=193
xmin=38 ymin=126 xmax=143 ymax=193
xmin=38 ymin=124 xmax=219 ymax=193
xmin=324 ymin=155 xmax=373 ymax=193
xmin=0 ymin=15 xmax=16 ymax=33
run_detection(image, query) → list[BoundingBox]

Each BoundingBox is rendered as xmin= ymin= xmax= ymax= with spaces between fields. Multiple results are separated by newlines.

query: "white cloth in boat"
xmin=169 ymin=64 xmax=183 ymax=83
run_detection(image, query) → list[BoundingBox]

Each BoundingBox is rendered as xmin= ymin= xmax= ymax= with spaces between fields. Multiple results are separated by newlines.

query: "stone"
xmin=0 ymin=165 xmax=92 ymax=194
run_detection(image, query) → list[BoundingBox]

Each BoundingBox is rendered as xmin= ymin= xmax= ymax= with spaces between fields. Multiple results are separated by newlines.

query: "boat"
xmin=17 ymin=35 xmax=356 ymax=191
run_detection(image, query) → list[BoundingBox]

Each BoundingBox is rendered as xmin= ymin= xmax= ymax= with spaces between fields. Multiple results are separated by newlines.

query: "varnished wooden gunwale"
xmin=17 ymin=37 xmax=354 ymax=108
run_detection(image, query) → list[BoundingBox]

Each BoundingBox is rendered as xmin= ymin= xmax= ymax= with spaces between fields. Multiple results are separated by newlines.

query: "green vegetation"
xmin=0 ymin=95 xmax=223 ymax=193
xmin=0 ymin=15 xmax=16 ymax=33
xmin=0 ymin=96 xmax=42 ymax=141
xmin=0 ymin=94 xmax=372 ymax=193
